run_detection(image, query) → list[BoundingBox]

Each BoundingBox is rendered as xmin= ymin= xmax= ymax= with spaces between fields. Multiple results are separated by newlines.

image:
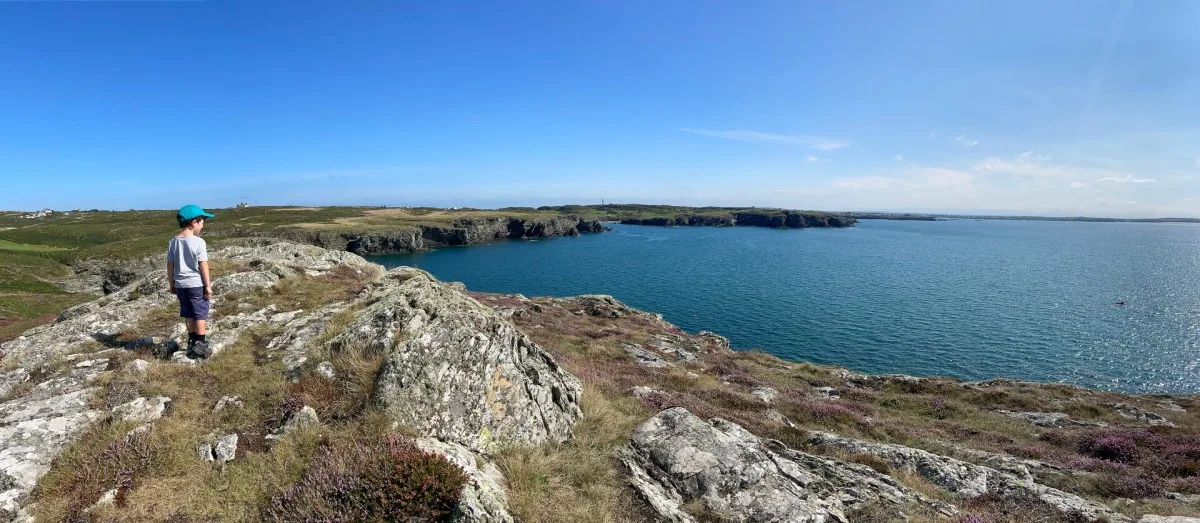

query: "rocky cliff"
xmin=0 ymin=241 xmax=1195 ymax=522
xmin=229 ymin=216 xmax=606 ymax=256
xmin=620 ymin=210 xmax=856 ymax=229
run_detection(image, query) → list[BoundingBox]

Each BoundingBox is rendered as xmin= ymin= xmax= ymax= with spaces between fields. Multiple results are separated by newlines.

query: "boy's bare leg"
xmin=196 ymin=319 xmax=207 ymax=336
xmin=186 ymin=318 xmax=197 ymax=334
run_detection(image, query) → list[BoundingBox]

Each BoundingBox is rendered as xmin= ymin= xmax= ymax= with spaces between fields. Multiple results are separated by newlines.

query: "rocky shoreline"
xmin=1 ymin=240 xmax=1195 ymax=522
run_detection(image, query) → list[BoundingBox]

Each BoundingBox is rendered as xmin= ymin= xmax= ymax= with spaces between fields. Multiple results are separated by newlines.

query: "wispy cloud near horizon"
xmin=680 ymin=128 xmax=849 ymax=150
xmin=1095 ymin=174 xmax=1155 ymax=184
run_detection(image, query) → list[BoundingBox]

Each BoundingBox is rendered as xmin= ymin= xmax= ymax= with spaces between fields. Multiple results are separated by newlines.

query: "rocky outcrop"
xmin=620 ymin=408 xmax=953 ymax=523
xmin=1111 ymin=402 xmax=1176 ymax=427
xmin=807 ymin=431 xmax=1131 ymax=523
xmin=0 ymin=241 xmax=381 ymax=517
xmin=330 ymin=267 xmax=583 ymax=454
xmin=621 ymin=210 xmax=856 ymax=229
xmin=229 ymin=216 xmax=606 ymax=256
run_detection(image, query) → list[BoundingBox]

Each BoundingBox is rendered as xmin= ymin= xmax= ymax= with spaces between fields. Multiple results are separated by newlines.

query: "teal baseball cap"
xmin=177 ymin=204 xmax=215 ymax=223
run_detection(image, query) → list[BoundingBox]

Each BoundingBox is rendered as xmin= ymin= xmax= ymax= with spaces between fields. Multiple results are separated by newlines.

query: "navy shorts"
xmin=175 ymin=287 xmax=210 ymax=320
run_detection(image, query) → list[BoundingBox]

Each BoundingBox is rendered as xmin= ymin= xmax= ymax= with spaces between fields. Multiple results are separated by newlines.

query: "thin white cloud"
xmin=680 ymin=128 xmax=849 ymax=150
xmin=953 ymin=135 xmax=979 ymax=147
xmin=1017 ymin=150 xmax=1051 ymax=163
xmin=1095 ymin=174 xmax=1155 ymax=184
xmin=805 ymin=156 xmax=829 ymax=163
xmin=893 ymin=155 xmax=904 ymax=161
xmin=929 ymin=130 xmax=937 ymax=139
xmin=1194 ymin=157 xmax=1200 ymax=169
xmin=1070 ymin=182 xmax=1089 ymax=189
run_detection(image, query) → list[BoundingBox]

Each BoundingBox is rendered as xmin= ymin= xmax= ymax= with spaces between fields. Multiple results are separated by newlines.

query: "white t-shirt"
xmin=167 ymin=236 xmax=208 ymax=289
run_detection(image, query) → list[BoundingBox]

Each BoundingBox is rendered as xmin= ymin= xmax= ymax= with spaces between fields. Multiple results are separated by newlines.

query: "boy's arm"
xmin=200 ymin=261 xmax=212 ymax=299
xmin=166 ymin=260 xmax=175 ymax=293
xmin=197 ymin=240 xmax=211 ymax=298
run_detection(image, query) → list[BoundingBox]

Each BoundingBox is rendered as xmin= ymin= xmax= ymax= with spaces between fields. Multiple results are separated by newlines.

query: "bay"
xmin=369 ymin=220 xmax=1200 ymax=394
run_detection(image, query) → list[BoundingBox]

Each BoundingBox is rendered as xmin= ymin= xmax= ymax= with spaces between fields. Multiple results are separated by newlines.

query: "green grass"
xmin=0 ymin=238 xmax=72 ymax=252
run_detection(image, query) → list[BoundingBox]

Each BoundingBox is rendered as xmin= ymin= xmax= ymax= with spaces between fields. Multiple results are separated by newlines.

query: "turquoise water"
xmin=369 ymin=220 xmax=1200 ymax=394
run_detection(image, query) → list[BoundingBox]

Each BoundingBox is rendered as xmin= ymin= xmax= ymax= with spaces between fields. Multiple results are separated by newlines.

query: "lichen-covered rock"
xmin=334 ymin=267 xmax=582 ymax=454
xmin=1140 ymin=516 xmax=1200 ymax=523
xmin=0 ymin=362 xmax=106 ymax=515
xmin=273 ymin=405 xmax=319 ymax=436
xmin=807 ymin=431 xmax=1131 ymax=523
xmin=265 ymin=302 xmax=358 ymax=373
xmin=1111 ymin=402 xmax=1176 ymax=427
xmin=620 ymin=407 xmax=952 ymax=523
xmin=415 ymin=437 xmax=514 ymax=523
xmin=111 ymin=396 xmax=171 ymax=424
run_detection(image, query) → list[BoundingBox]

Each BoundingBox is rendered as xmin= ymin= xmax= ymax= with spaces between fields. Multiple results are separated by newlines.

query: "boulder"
xmin=334 ymin=268 xmax=582 ymax=454
xmin=213 ymin=395 xmax=243 ymax=412
xmin=415 ymin=438 xmax=514 ymax=523
xmin=807 ymin=432 xmax=1131 ymax=523
xmin=620 ymin=408 xmax=953 ymax=523
xmin=1111 ymin=402 xmax=1176 ymax=427
xmin=750 ymin=387 xmax=779 ymax=404
xmin=111 ymin=396 xmax=171 ymax=424
xmin=275 ymin=406 xmax=320 ymax=436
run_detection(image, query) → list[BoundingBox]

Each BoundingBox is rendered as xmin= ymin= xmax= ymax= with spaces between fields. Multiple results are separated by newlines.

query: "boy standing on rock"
xmin=167 ymin=204 xmax=215 ymax=359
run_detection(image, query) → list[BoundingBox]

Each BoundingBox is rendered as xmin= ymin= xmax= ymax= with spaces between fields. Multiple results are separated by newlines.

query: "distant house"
xmin=235 ymin=202 xmax=250 ymax=208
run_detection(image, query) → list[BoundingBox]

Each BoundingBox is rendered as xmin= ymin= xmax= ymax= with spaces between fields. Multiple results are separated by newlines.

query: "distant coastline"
xmin=845 ymin=212 xmax=1200 ymax=224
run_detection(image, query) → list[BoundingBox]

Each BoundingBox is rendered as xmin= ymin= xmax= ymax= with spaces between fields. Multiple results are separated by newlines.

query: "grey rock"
xmin=750 ymin=387 xmax=779 ymax=404
xmin=1140 ymin=517 xmax=1200 ymax=523
xmin=211 ymin=270 xmax=279 ymax=295
xmin=276 ymin=405 xmax=320 ymax=435
xmin=214 ymin=433 xmax=238 ymax=463
xmin=813 ymin=386 xmax=840 ymax=399
xmin=696 ymin=331 xmax=731 ymax=351
xmin=111 ymin=396 xmax=171 ymax=424
xmin=265 ymin=301 xmax=357 ymax=374
xmin=630 ymin=386 xmax=662 ymax=400
xmin=342 ymin=268 xmax=582 ymax=454
xmin=651 ymin=334 xmax=699 ymax=364
xmin=807 ymin=432 xmax=1131 ymax=523
xmin=316 ymin=361 xmax=336 ymax=380
xmin=1158 ymin=400 xmax=1187 ymax=413
xmin=622 ymin=408 xmax=958 ymax=523
xmin=415 ymin=438 xmax=514 ymax=523
xmin=623 ymin=343 xmax=673 ymax=368
xmin=197 ymin=442 xmax=214 ymax=462
xmin=1000 ymin=410 xmax=1072 ymax=428
xmin=213 ymin=395 xmax=243 ymax=412
xmin=126 ymin=359 xmax=150 ymax=374
xmin=1112 ymin=402 xmax=1176 ymax=427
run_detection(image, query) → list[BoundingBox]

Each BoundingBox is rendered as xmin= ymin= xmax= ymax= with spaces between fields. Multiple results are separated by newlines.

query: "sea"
xmin=368 ymin=220 xmax=1200 ymax=394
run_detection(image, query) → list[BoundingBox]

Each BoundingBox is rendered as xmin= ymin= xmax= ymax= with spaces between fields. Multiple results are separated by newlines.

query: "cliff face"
xmin=621 ymin=210 xmax=856 ymax=229
xmin=230 ymin=216 xmax=606 ymax=256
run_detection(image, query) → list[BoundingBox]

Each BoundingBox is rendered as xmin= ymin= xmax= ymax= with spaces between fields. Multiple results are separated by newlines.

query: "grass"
xmin=497 ymin=389 xmax=651 ymax=523
xmin=0 ymin=238 xmax=72 ymax=252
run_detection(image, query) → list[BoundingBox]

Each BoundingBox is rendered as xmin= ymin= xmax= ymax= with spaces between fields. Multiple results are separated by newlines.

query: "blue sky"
xmin=1 ymin=1 xmax=1197 ymax=217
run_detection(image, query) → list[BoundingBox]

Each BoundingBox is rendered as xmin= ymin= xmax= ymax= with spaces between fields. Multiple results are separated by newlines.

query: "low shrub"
xmin=1077 ymin=431 xmax=1139 ymax=464
xmin=263 ymin=433 xmax=467 ymax=522
xmin=1093 ymin=472 xmax=1164 ymax=499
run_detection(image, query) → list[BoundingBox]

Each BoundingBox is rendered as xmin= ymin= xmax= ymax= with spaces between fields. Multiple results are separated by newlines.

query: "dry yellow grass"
xmin=497 ymin=389 xmax=651 ymax=523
